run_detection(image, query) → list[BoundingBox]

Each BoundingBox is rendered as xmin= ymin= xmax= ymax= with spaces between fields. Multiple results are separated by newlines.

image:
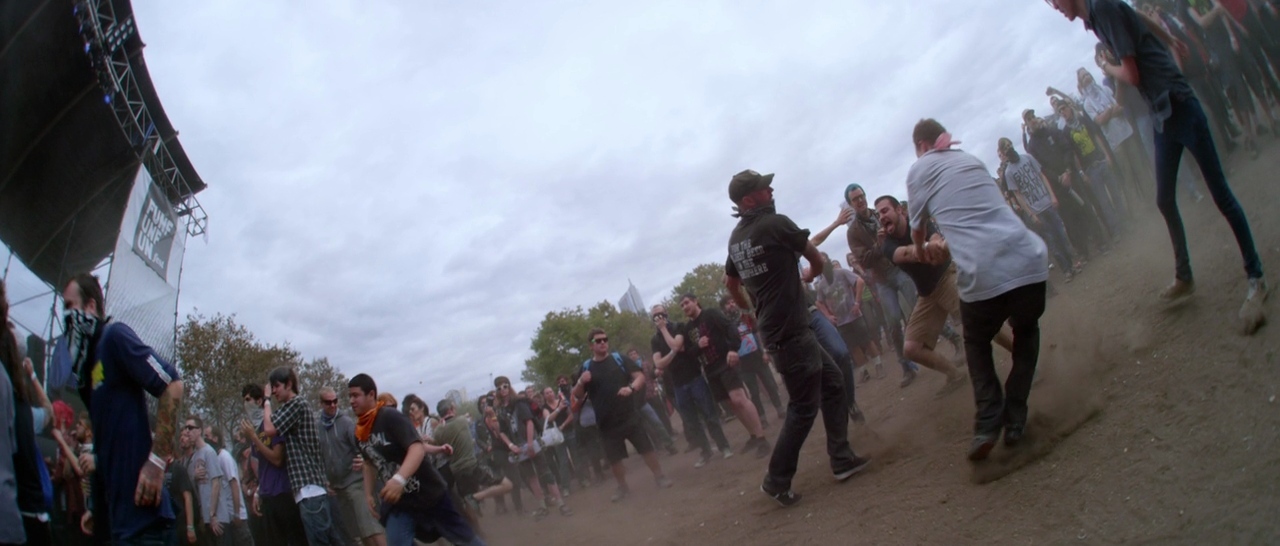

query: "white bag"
xmin=541 ymin=418 xmax=565 ymax=447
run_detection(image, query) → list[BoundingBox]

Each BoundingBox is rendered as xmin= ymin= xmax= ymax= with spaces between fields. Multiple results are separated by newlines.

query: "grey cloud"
xmin=122 ymin=0 xmax=1110 ymax=406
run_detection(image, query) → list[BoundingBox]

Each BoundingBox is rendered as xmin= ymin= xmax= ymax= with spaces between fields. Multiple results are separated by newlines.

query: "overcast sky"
xmin=10 ymin=1 xmax=1106 ymax=407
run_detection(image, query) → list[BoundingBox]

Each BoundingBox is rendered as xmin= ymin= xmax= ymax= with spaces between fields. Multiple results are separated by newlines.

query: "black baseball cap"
xmin=729 ymin=169 xmax=774 ymax=203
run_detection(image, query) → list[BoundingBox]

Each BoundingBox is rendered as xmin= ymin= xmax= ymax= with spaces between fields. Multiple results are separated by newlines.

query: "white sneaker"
xmin=1245 ymin=277 xmax=1270 ymax=304
xmin=722 ymin=448 xmax=734 ymax=460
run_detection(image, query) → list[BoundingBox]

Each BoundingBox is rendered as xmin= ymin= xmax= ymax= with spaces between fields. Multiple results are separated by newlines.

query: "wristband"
xmin=147 ymin=453 xmax=166 ymax=470
xmin=391 ymin=475 xmax=407 ymax=486
xmin=187 ymin=525 xmax=195 ymax=532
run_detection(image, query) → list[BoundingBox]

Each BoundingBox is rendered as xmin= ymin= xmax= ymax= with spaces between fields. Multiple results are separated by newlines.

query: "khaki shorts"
xmin=335 ymin=480 xmax=383 ymax=539
xmin=905 ymin=265 xmax=960 ymax=350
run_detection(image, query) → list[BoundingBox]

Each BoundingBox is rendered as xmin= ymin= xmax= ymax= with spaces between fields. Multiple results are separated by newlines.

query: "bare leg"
xmin=903 ymin=340 xmax=961 ymax=378
xmin=994 ymin=326 xmax=1014 ymax=353
xmin=611 ymin=462 xmax=628 ymax=491
xmin=728 ymin=389 xmax=764 ymax=437
xmin=641 ymin=451 xmax=664 ymax=477
xmin=473 ymin=478 xmax=514 ymax=502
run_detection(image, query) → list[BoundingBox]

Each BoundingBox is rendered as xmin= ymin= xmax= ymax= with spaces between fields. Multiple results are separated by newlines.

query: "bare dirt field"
xmin=482 ymin=144 xmax=1280 ymax=545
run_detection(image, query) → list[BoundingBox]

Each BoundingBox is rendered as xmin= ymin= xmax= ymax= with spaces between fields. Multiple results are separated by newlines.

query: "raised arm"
xmin=23 ymin=359 xmax=53 ymax=430
xmin=810 ymin=208 xmax=854 ymax=247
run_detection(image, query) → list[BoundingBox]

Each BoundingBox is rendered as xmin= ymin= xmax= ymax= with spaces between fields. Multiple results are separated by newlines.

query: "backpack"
xmin=581 ymin=352 xmax=645 ymax=408
xmin=582 ymin=352 xmax=627 ymax=373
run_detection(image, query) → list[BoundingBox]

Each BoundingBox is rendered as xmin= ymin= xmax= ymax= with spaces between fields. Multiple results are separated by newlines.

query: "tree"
xmin=297 ymin=356 xmax=349 ymax=411
xmin=176 ymin=313 xmax=337 ymax=438
xmin=664 ymin=262 xmax=731 ymax=311
xmin=521 ymin=301 xmax=651 ymax=387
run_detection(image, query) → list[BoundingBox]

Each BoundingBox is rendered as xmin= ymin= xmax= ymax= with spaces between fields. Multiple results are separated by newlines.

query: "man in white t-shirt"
xmin=906 ymin=119 xmax=1049 ymax=462
xmin=206 ymin=427 xmax=254 ymax=546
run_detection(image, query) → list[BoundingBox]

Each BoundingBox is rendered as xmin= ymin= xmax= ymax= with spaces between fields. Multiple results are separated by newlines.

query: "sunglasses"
xmin=592 ymin=337 xmax=609 ymax=344
xmin=183 ymin=425 xmax=199 ymax=431
xmin=499 ymin=384 xmax=511 ymax=390
xmin=321 ymin=399 xmax=338 ymax=406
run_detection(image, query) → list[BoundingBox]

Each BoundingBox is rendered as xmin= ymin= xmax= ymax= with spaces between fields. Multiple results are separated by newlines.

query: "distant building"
xmin=618 ymin=280 xmax=646 ymax=315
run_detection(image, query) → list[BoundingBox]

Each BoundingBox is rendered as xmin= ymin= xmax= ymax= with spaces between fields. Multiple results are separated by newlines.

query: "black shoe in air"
xmin=968 ymin=434 xmax=998 ymax=461
xmin=760 ymin=484 xmax=801 ymax=507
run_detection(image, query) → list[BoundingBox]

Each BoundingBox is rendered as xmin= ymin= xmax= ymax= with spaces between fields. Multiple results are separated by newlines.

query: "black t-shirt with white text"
xmin=683 ymin=308 xmax=741 ymax=375
xmin=726 ymin=211 xmax=812 ymax=347
xmin=651 ymin=326 xmax=703 ymax=386
xmin=357 ymin=408 xmax=448 ymax=516
xmin=580 ymin=353 xmax=643 ymax=431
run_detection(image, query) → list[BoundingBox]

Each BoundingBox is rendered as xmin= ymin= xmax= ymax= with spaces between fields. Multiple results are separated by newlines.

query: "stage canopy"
xmin=1 ymin=0 xmax=206 ymax=288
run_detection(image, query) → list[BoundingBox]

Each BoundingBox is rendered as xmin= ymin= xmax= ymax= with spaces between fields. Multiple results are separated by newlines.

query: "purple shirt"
xmin=253 ymin=427 xmax=291 ymax=497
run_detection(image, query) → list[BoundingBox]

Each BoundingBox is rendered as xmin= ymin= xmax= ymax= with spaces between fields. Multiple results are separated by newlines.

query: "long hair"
xmin=0 ymin=280 xmax=31 ymax=404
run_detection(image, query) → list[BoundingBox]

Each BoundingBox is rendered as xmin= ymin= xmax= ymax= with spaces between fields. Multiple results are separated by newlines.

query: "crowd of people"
xmin=0 ymin=0 xmax=1276 ymax=544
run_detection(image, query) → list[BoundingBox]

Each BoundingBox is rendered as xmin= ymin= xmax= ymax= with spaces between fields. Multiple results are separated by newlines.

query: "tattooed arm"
xmin=153 ymin=381 xmax=183 ymax=460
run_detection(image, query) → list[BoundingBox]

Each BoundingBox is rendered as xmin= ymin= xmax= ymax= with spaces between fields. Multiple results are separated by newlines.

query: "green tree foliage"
xmin=521 ymin=301 xmax=651 ymax=388
xmin=297 ymin=356 xmax=350 ymax=408
xmin=664 ymin=262 xmax=730 ymax=311
xmin=177 ymin=313 xmax=347 ymax=438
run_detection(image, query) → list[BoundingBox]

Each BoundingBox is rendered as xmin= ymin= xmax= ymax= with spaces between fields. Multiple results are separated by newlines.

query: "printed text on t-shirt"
xmin=729 ymin=239 xmax=768 ymax=278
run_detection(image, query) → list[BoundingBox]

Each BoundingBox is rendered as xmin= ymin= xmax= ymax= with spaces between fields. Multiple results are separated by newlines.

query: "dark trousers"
xmin=762 ymin=330 xmax=859 ymax=492
xmin=118 ymin=520 xmax=174 ymax=546
xmin=1153 ymin=96 xmax=1263 ymax=282
xmin=808 ymin=309 xmax=859 ymax=409
xmin=645 ymin=397 xmax=675 ymax=437
xmin=260 ymin=493 xmax=307 ymax=546
xmin=959 ymin=282 xmax=1047 ymax=437
xmin=738 ymin=350 xmax=784 ymax=420
xmin=672 ymin=377 xmax=731 ymax=456
xmin=245 ymin=512 xmax=266 ymax=546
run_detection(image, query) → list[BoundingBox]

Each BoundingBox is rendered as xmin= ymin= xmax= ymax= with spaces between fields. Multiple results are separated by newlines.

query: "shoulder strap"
xmin=611 ymin=352 xmax=625 ymax=370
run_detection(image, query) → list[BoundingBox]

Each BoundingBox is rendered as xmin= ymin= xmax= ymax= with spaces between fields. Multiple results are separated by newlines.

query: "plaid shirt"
xmin=273 ymin=396 xmax=328 ymax=494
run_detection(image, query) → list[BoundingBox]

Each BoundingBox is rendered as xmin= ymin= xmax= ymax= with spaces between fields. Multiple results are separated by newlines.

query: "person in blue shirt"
xmin=62 ymin=273 xmax=185 ymax=545
xmin=1047 ymin=0 xmax=1269 ymax=333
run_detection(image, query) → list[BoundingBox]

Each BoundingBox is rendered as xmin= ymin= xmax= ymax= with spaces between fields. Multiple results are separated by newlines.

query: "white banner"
xmin=106 ymin=167 xmax=187 ymax=360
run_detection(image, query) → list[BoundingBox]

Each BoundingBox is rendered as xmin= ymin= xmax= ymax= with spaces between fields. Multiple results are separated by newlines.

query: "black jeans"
xmin=738 ymin=350 xmax=784 ymax=420
xmin=762 ymin=330 xmax=859 ymax=492
xmin=1153 ymin=96 xmax=1262 ymax=282
xmin=260 ymin=492 xmax=308 ymax=546
xmin=959 ymin=282 xmax=1047 ymax=437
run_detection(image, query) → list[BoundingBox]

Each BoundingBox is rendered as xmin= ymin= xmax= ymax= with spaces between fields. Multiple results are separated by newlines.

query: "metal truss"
xmin=73 ymin=0 xmax=208 ymax=237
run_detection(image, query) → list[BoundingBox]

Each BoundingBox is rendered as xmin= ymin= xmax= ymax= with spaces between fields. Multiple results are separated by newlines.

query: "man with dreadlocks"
xmin=62 ymin=273 xmax=185 ymax=544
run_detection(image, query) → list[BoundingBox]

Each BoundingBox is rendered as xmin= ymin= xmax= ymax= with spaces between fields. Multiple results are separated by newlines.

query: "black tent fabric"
xmin=1 ymin=0 xmax=205 ymax=287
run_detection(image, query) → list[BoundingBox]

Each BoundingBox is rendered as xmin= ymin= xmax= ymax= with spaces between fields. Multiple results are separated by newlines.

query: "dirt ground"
xmin=481 ymin=144 xmax=1280 ymax=545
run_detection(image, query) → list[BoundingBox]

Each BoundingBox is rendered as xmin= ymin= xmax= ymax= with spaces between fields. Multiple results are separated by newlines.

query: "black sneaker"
xmin=1004 ymin=427 xmax=1025 ymax=447
xmin=666 ymin=444 xmax=679 ymax=456
xmin=833 ymin=455 xmax=871 ymax=481
xmin=967 ymin=434 xmax=998 ymax=461
xmin=849 ymin=406 xmax=866 ymax=424
xmin=760 ymin=484 xmax=802 ymax=507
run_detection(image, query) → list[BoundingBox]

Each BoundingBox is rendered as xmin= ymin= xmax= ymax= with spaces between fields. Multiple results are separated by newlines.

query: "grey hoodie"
xmin=317 ymin=410 xmax=362 ymax=489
